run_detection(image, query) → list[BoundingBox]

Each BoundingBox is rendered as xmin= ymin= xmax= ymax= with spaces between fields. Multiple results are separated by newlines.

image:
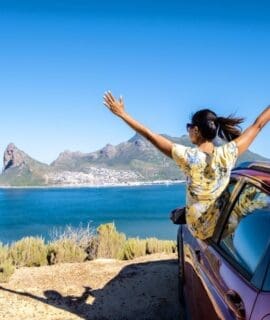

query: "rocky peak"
xmin=53 ymin=150 xmax=83 ymax=163
xmin=128 ymin=133 xmax=149 ymax=150
xmin=3 ymin=143 xmax=26 ymax=171
xmin=128 ymin=133 xmax=144 ymax=143
xmin=99 ymin=144 xmax=117 ymax=159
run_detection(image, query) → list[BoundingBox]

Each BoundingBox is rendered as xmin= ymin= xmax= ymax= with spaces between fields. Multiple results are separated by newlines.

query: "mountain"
xmin=50 ymin=133 xmax=186 ymax=181
xmin=0 ymin=143 xmax=50 ymax=186
xmin=0 ymin=135 xmax=269 ymax=186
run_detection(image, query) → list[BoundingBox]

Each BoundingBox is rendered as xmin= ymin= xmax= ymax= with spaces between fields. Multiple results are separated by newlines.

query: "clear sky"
xmin=1 ymin=0 xmax=270 ymax=164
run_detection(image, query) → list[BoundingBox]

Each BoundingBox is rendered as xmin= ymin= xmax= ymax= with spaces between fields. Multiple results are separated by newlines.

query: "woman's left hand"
xmin=103 ymin=91 xmax=173 ymax=158
xmin=103 ymin=91 xmax=125 ymax=117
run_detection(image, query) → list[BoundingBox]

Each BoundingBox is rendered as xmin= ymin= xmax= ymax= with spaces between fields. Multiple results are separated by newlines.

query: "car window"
xmin=210 ymin=181 xmax=237 ymax=224
xmin=219 ymin=183 xmax=270 ymax=275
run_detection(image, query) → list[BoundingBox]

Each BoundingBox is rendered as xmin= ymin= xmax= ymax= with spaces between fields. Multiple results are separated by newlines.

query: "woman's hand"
xmin=103 ymin=91 xmax=125 ymax=117
xmin=103 ymin=90 xmax=173 ymax=158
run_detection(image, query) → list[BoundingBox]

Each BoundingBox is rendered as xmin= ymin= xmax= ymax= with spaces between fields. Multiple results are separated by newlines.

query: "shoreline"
xmin=0 ymin=179 xmax=185 ymax=189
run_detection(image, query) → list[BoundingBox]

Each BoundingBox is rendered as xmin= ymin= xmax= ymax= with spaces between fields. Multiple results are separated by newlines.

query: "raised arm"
xmin=234 ymin=106 xmax=270 ymax=155
xmin=103 ymin=91 xmax=173 ymax=158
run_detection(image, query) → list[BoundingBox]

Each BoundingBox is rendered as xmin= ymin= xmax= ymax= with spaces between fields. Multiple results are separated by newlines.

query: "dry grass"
xmin=0 ymin=223 xmax=177 ymax=283
xmin=9 ymin=237 xmax=48 ymax=268
xmin=47 ymin=223 xmax=95 ymax=264
xmin=47 ymin=239 xmax=87 ymax=264
xmin=120 ymin=238 xmax=147 ymax=260
xmin=0 ymin=243 xmax=14 ymax=282
xmin=146 ymin=238 xmax=177 ymax=254
xmin=96 ymin=223 xmax=126 ymax=259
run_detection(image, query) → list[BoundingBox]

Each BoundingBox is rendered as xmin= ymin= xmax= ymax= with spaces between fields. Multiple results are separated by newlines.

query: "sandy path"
xmin=0 ymin=253 xmax=182 ymax=320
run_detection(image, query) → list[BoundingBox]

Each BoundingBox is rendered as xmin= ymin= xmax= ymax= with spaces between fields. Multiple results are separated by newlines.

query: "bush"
xmin=85 ymin=236 xmax=99 ymax=261
xmin=120 ymin=238 xmax=147 ymax=260
xmin=9 ymin=237 xmax=48 ymax=267
xmin=96 ymin=223 xmax=176 ymax=260
xmin=49 ymin=223 xmax=95 ymax=250
xmin=96 ymin=223 xmax=126 ymax=259
xmin=47 ymin=239 xmax=87 ymax=264
xmin=146 ymin=238 xmax=177 ymax=254
xmin=47 ymin=223 xmax=95 ymax=264
xmin=0 ymin=242 xmax=9 ymax=262
xmin=0 ymin=260 xmax=15 ymax=283
xmin=0 ymin=243 xmax=15 ymax=282
xmin=0 ymin=223 xmax=177 ymax=283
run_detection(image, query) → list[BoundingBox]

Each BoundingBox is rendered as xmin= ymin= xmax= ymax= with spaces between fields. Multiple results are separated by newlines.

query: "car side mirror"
xmin=170 ymin=207 xmax=186 ymax=225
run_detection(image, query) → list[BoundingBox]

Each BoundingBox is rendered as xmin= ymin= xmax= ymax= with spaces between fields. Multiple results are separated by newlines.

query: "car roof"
xmin=233 ymin=161 xmax=270 ymax=188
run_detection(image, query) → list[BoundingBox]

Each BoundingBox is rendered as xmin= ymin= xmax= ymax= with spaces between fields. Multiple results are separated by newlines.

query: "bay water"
xmin=0 ymin=183 xmax=186 ymax=244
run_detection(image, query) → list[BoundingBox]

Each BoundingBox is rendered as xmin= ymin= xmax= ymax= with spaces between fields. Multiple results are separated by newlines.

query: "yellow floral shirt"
xmin=172 ymin=141 xmax=238 ymax=240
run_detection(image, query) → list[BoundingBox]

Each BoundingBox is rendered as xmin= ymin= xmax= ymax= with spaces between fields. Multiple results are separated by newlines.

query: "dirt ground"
xmin=0 ymin=253 xmax=183 ymax=320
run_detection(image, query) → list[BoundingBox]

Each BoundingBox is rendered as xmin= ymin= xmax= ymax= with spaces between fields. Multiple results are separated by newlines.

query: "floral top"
xmin=172 ymin=141 xmax=238 ymax=240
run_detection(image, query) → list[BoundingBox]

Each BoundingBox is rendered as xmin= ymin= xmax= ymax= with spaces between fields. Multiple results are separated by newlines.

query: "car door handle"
xmin=224 ymin=290 xmax=245 ymax=320
xmin=195 ymin=249 xmax=201 ymax=262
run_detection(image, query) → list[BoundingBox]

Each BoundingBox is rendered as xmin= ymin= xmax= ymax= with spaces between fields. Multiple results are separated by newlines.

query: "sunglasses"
xmin=186 ymin=123 xmax=196 ymax=131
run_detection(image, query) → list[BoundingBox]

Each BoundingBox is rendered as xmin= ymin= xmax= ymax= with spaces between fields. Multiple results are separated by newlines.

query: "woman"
xmin=103 ymin=91 xmax=270 ymax=240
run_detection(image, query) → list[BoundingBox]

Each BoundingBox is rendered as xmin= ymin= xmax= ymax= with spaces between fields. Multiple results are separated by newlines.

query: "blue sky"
xmin=1 ymin=0 xmax=270 ymax=164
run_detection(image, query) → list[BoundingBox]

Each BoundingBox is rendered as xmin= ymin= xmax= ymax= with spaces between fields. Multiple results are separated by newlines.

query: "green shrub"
xmin=0 ymin=223 xmax=177 ymax=278
xmin=96 ymin=224 xmax=176 ymax=260
xmin=146 ymin=238 xmax=177 ymax=254
xmin=96 ymin=223 xmax=126 ymax=259
xmin=120 ymin=238 xmax=147 ymax=260
xmin=9 ymin=237 xmax=48 ymax=267
xmin=0 ymin=243 xmax=15 ymax=282
xmin=47 ymin=239 xmax=87 ymax=264
xmin=0 ymin=260 xmax=15 ymax=283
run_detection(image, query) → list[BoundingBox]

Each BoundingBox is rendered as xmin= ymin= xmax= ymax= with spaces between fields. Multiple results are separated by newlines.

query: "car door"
xmin=182 ymin=180 xmax=240 ymax=320
xmin=182 ymin=230 xmax=225 ymax=320
xmin=183 ymin=179 xmax=270 ymax=319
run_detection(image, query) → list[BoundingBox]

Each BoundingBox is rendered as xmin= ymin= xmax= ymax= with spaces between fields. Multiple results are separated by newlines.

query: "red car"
xmin=176 ymin=161 xmax=270 ymax=320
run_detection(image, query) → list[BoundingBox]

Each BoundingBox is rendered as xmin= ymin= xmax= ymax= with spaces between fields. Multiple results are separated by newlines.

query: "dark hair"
xmin=191 ymin=109 xmax=244 ymax=141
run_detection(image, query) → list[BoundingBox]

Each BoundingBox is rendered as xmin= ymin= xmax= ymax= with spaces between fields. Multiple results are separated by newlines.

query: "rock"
xmin=55 ymin=150 xmax=83 ymax=162
xmin=99 ymin=144 xmax=117 ymax=159
xmin=3 ymin=143 xmax=26 ymax=171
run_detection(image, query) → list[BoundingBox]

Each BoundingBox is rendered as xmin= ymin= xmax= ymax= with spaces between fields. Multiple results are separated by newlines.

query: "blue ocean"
xmin=0 ymin=183 xmax=186 ymax=244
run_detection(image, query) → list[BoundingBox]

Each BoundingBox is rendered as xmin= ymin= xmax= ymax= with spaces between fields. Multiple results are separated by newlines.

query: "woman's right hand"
xmin=103 ymin=91 xmax=125 ymax=117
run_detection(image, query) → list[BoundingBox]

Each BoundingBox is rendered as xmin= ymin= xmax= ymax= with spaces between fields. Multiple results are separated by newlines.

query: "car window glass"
xmin=211 ymin=181 xmax=236 ymax=222
xmin=220 ymin=183 xmax=270 ymax=275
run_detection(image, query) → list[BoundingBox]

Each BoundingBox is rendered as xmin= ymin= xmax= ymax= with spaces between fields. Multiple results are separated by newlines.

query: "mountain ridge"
xmin=0 ymin=134 xmax=268 ymax=186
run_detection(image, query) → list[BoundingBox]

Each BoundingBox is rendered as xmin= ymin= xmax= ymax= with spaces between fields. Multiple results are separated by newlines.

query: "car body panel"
xmin=178 ymin=162 xmax=270 ymax=320
xmin=182 ymin=229 xmax=258 ymax=319
xmin=250 ymin=292 xmax=270 ymax=320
